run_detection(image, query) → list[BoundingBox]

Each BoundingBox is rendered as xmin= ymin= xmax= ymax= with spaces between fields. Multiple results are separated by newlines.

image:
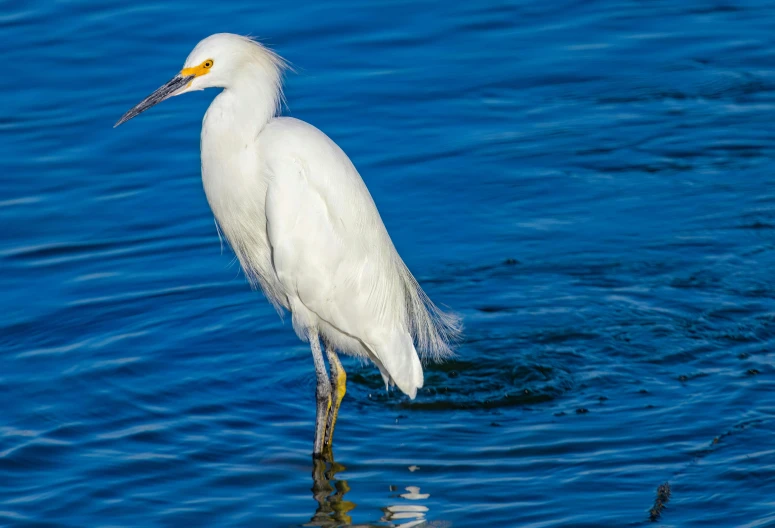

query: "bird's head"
xmin=115 ymin=33 xmax=286 ymax=127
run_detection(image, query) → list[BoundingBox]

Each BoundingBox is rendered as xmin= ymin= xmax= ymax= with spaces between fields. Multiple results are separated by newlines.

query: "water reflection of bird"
xmin=115 ymin=33 xmax=460 ymax=457
xmin=382 ymin=486 xmax=431 ymax=528
xmin=307 ymin=457 xmax=433 ymax=528
xmin=307 ymin=458 xmax=356 ymax=526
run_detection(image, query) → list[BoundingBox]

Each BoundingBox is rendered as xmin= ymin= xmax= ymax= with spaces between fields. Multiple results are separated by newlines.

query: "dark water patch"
xmin=2 ymin=238 xmax=151 ymax=261
xmin=349 ymin=354 xmax=575 ymax=412
xmin=738 ymin=221 xmax=775 ymax=230
xmin=0 ymin=438 xmax=73 ymax=472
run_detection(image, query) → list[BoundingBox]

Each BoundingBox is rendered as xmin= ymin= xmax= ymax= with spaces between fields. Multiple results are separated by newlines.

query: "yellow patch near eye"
xmin=181 ymin=59 xmax=214 ymax=78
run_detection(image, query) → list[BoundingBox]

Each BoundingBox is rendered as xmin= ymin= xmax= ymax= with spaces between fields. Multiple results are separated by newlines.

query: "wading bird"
xmin=115 ymin=33 xmax=460 ymax=457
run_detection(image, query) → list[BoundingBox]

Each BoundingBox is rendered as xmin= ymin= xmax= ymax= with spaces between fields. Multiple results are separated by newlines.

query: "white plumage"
xmin=116 ymin=33 xmax=460 ymax=454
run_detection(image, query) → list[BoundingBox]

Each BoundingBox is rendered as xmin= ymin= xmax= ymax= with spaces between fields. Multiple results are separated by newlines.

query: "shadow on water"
xmin=305 ymin=454 xmax=436 ymax=528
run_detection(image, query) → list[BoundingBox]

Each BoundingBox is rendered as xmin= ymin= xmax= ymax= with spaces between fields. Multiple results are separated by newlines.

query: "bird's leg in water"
xmin=310 ymin=333 xmax=331 ymax=457
xmin=323 ymin=346 xmax=347 ymax=454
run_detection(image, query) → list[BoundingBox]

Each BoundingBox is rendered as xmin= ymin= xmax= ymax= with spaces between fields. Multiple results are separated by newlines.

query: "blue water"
xmin=2 ymin=1 xmax=775 ymax=526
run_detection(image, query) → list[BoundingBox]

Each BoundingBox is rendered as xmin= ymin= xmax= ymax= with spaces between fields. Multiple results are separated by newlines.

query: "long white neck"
xmin=200 ymin=47 xmax=285 ymax=195
xmin=201 ymin=79 xmax=276 ymax=220
xmin=204 ymin=53 xmax=284 ymax=138
xmin=199 ymin=52 xmax=285 ymax=278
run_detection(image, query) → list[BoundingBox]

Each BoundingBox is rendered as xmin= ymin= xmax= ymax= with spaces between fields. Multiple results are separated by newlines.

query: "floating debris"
xmin=649 ymin=482 xmax=671 ymax=522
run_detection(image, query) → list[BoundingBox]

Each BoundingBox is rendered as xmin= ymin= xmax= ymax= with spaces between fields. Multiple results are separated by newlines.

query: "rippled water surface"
xmin=3 ymin=1 xmax=775 ymax=526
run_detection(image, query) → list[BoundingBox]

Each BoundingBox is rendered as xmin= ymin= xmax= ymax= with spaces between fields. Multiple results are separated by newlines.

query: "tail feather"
xmin=370 ymin=329 xmax=423 ymax=399
xmin=398 ymin=262 xmax=462 ymax=362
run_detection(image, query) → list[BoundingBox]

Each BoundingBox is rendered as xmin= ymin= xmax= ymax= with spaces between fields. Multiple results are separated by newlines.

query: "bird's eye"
xmin=204 ymin=60 xmax=213 ymax=68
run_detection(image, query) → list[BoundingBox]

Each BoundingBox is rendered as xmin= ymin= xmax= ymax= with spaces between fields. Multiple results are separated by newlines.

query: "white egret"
xmin=115 ymin=33 xmax=460 ymax=457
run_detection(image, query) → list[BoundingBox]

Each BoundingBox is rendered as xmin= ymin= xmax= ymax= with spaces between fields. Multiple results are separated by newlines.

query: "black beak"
xmin=114 ymin=74 xmax=195 ymax=127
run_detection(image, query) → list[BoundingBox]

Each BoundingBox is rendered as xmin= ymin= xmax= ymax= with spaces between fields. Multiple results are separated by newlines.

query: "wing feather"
xmin=260 ymin=118 xmax=460 ymax=389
